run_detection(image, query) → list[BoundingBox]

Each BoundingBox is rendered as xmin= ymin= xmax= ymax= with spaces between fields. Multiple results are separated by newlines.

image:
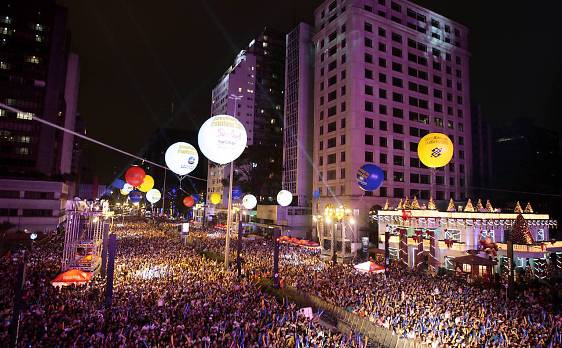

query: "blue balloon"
xmin=356 ymin=164 xmax=384 ymax=191
xmin=313 ymin=190 xmax=320 ymax=199
xmin=111 ymin=178 xmax=125 ymax=189
xmin=129 ymin=190 xmax=143 ymax=203
xmin=232 ymin=186 xmax=242 ymax=200
xmin=192 ymin=194 xmax=200 ymax=203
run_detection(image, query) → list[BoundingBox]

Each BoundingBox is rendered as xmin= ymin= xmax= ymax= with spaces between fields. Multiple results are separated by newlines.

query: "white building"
xmin=282 ymin=23 xmax=315 ymax=239
xmin=206 ymin=28 xmax=285 ymax=222
xmin=312 ymin=0 xmax=472 ymax=253
xmin=0 ymin=179 xmax=69 ymax=233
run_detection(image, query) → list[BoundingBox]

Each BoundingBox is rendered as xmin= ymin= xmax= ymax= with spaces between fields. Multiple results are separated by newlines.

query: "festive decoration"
xmin=396 ymin=198 xmax=404 ymax=210
xmin=514 ymin=201 xmax=523 ymax=213
xmin=146 ymin=189 xmax=161 ymax=204
xmin=111 ymin=178 xmax=125 ymax=189
xmin=417 ymin=133 xmax=454 ymax=168
xmin=447 ymin=198 xmax=456 ymax=212
xmin=511 ymin=214 xmax=535 ymax=244
xmin=125 ymin=166 xmax=146 ymax=187
xmin=165 ymin=142 xmax=199 ymax=176
xmin=128 ymin=190 xmax=143 ymax=204
xmin=232 ymin=186 xmax=243 ymax=200
xmin=524 ymin=202 xmax=534 ymax=214
xmin=356 ymin=164 xmax=384 ymax=191
xmin=399 ymin=228 xmax=408 ymax=268
xmin=411 ymin=196 xmax=420 ymax=209
xmin=276 ymin=190 xmax=293 ymax=207
xmin=479 ymin=237 xmax=498 ymax=257
xmin=444 ymin=238 xmax=454 ymax=248
xmin=401 ymin=209 xmax=412 ymax=221
xmin=428 ymin=196 xmax=437 ymax=210
xmin=415 ymin=229 xmax=424 ymax=268
xmin=485 ymin=199 xmax=494 ymax=212
xmin=242 ymin=194 xmax=257 ymax=209
xmin=464 ymin=198 xmax=475 ymax=212
xmin=197 ymin=115 xmax=247 ymax=165
xmin=429 ymin=230 xmax=438 ymax=272
xmin=312 ymin=189 xmax=320 ymax=199
xmin=120 ymin=183 xmax=134 ymax=195
xmin=476 ymin=199 xmax=484 ymax=212
xmin=403 ymin=197 xmax=411 ymax=209
xmin=183 ymin=196 xmax=195 ymax=208
xmin=209 ymin=192 xmax=221 ymax=205
xmin=138 ymin=175 xmax=154 ymax=193
xmin=383 ymin=199 xmax=391 ymax=210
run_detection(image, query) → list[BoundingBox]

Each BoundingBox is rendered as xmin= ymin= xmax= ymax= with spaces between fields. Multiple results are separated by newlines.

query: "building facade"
xmin=206 ymin=28 xmax=285 ymax=221
xmin=0 ymin=1 xmax=79 ymax=232
xmin=282 ymin=23 xmax=315 ymax=238
xmin=312 ymin=0 xmax=472 ymax=253
xmin=376 ymin=201 xmax=560 ymax=278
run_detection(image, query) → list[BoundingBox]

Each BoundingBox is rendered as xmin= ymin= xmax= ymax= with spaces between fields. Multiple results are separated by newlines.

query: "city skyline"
xmin=54 ymin=0 xmax=561 ymax=183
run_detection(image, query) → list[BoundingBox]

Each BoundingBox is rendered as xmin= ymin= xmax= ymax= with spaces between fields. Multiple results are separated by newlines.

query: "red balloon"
xmin=183 ymin=196 xmax=195 ymax=208
xmin=125 ymin=166 xmax=146 ymax=187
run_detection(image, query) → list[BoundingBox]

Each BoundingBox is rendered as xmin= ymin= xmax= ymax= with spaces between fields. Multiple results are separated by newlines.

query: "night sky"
xmin=57 ymin=0 xmax=562 ymax=183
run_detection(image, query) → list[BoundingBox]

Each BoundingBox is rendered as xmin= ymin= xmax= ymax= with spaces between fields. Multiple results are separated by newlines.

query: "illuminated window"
xmin=17 ymin=112 xmax=34 ymax=120
xmin=537 ymin=229 xmax=545 ymax=241
xmin=16 ymin=147 xmax=29 ymax=155
xmin=26 ymin=56 xmax=40 ymax=64
xmin=0 ymin=61 xmax=8 ymax=70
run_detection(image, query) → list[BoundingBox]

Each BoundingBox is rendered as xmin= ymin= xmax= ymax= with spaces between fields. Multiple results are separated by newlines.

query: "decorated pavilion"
xmin=375 ymin=198 xmax=560 ymax=279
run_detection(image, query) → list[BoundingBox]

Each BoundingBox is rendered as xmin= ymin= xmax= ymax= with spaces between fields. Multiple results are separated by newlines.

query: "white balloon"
xmin=242 ymin=194 xmax=257 ymax=210
xmin=165 ymin=142 xmax=199 ymax=176
xmin=146 ymin=189 xmax=162 ymax=204
xmin=198 ymin=115 xmax=247 ymax=165
xmin=123 ymin=183 xmax=134 ymax=194
xmin=276 ymin=190 xmax=293 ymax=207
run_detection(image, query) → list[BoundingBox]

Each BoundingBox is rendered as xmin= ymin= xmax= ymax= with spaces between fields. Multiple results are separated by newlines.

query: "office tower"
xmin=0 ymin=1 xmax=79 ymax=232
xmin=312 ymin=0 xmax=472 ymax=246
xmin=282 ymin=23 xmax=315 ymax=237
xmin=206 ymin=27 xmax=285 ymax=220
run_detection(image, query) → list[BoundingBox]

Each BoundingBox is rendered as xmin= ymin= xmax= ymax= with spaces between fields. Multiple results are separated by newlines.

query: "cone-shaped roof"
xmin=464 ymin=198 xmax=475 ymax=212
xmin=447 ymin=198 xmax=456 ymax=212
xmin=514 ymin=201 xmax=523 ymax=213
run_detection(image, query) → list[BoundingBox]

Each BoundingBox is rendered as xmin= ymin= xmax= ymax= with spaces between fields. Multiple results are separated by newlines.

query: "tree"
xmin=511 ymin=214 xmax=535 ymax=244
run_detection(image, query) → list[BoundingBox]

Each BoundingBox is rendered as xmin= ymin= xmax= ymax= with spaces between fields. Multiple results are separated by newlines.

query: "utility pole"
xmin=224 ymin=94 xmax=243 ymax=269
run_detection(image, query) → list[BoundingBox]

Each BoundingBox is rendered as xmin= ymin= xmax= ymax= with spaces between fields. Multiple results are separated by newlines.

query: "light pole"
xmin=223 ymin=94 xmax=243 ymax=269
xmin=323 ymin=205 xmax=355 ymax=263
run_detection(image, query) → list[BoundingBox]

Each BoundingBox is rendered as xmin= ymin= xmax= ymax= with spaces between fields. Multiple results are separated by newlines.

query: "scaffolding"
xmin=62 ymin=200 xmax=112 ymax=273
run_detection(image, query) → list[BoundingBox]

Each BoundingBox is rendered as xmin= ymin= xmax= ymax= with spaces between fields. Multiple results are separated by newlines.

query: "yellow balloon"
xmin=120 ymin=189 xmax=129 ymax=195
xmin=138 ymin=175 xmax=154 ymax=192
xmin=210 ymin=192 xmax=221 ymax=205
xmin=417 ymin=133 xmax=454 ymax=168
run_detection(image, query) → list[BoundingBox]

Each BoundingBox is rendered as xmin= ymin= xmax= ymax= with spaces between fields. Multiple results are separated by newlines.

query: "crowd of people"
xmin=187 ymin=225 xmax=562 ymax=347
xmin=0 ymin=222 xmax=367 ymax=347
xmin=2 ymin=220 xmax=561 ymax=346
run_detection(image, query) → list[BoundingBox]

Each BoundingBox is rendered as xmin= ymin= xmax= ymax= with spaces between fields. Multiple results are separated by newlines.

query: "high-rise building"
xmin=206 ymin=28 xmax=285 ymax=220
xmin=282 ymin=23 xmax=315 ymax=238
xmin=312 ymin=0 xmax=472 ymax=251
xmin=0 ymin=1 xmax=79 ymax=233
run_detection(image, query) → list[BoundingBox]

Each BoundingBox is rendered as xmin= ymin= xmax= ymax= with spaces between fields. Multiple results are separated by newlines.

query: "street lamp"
xmin=323 ymin=204 xmax=354 ymax=263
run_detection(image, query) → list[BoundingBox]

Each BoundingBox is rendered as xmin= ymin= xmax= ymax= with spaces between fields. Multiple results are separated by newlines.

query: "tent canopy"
xmin=51 ymin=269 xmax=92 ymax=287
xmin=454 ymin=254 xmax=495 ymax=266
xmin=354 ymin=261 xmax=385 ymax=273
